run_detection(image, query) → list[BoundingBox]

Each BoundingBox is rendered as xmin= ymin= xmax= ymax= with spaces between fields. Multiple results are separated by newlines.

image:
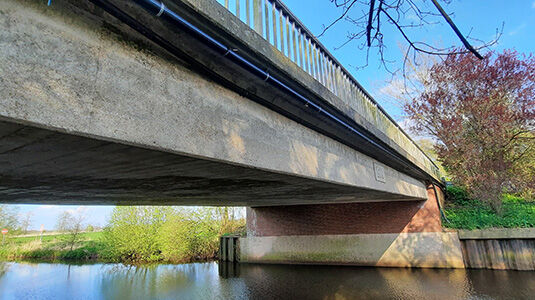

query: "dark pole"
xmin=430 ymin=0 xmax=483 ymax=59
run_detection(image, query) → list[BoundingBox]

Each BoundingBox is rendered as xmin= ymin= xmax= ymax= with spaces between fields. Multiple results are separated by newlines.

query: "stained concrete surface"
xmin=0 ymin=121 xmax=423 ymax=205
xmin=239 ymin=232 xmax=465 ymax=268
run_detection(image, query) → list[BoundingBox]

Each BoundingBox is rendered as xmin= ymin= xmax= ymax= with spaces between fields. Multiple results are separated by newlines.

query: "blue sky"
xmin=8 ymin=0 xmax=535 ymax=230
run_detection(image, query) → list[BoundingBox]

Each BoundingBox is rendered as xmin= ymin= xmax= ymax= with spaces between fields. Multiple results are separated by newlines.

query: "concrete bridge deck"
xmin=0 ymin=0 xmax=434 ymax=205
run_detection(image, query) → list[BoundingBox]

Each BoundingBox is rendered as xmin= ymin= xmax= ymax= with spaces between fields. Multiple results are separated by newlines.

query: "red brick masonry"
xmin=247 ymin=185 xmax=443 ymax=236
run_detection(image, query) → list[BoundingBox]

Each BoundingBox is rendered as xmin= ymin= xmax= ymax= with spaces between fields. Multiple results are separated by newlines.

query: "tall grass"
xmin=0 ymin=232 xmax=102 ymax=261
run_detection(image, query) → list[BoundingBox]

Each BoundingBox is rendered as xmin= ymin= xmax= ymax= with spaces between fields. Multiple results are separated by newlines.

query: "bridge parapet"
xmin=176 ymin=0 xmax=440 ymax=181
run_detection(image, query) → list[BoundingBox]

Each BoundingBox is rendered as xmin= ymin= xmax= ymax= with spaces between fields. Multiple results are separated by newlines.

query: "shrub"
xmin=444 ymin=189 xmax=535 ymax=229
xmin=101 ymin=206 xmax=172 ymax=262
xmin=445 ymin=186 xmax=472 ymax=206
xmin=102 ymin=206 xmax=245 ymax=263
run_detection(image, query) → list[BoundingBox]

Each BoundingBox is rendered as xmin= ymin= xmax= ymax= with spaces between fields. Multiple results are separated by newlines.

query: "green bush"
xmin=445 ymin=186 xmax=472 ymax=206
xmin=158 ymin=211 xmax=220 ymax=263
xmin=101 ymin=206 xmax=171 ymax=262
xmin=443 ymin=188 xmax=535 ymax=230
xmin=101 ymin=207 xmax=245 ymax=263
xmin=60 ymin=244 xmax=99 ymax=260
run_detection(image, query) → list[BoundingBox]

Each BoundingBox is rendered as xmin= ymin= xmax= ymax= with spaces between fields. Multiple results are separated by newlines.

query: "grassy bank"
xmin=0 ymin=232 xmax=104 ymax=261
xmin=443 ymin=187 xmax=535 ymax=230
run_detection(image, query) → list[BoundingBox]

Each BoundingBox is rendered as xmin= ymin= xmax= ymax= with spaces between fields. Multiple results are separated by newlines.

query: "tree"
xmin=55 ymin=210 xmax=86 ymax=250
xmin=19 ymin=212 xmax=33 ymax=234
xmin=103 ymin=206 xmax=172 ymax=262
xmin=0 ymin=205 xmax=19 ymax=232
xmin=55 ymin=211 xmax=71 ymax=232
xmin=320 ymin=0 xmax=501 ymax=73
xmin=404 ymin=50 xmax=535 ymax=213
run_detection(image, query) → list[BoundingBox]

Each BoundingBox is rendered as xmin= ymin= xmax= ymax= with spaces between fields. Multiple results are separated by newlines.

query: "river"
xmin=0 ymin=261 xmax=534 ymax=299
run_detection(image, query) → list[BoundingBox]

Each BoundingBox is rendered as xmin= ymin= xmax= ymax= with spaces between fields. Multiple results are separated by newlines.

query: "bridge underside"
xmin=0 ymin=120 xmax=420 ymax=206
xmin=0 ymin=0 xmax=427 ymax=206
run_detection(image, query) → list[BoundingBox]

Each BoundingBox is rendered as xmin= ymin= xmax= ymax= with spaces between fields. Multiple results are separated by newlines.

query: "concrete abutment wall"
xmin=239 ymin=185 xmax=466 ymax=268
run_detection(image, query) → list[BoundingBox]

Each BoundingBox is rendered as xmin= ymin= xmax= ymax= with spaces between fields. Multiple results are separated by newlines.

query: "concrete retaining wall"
xmin=459 ymin=228 xmax=535 ymax=270
xmin=239 ymin=232 xmax=465 ymax=268
xmin=237 ymin=228 xmax=535 ymax=270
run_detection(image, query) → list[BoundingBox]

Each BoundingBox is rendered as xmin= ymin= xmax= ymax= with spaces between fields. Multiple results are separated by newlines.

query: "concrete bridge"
xmin=0 ymin=0 xmax=463 ymax=267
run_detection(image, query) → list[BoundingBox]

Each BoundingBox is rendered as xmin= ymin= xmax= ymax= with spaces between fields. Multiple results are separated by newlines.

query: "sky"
xmin=7 ymin=0 xmax=535 ymax=231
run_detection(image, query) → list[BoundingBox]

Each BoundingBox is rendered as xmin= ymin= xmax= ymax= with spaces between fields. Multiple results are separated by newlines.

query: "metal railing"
xmin=215 ymin=0 xmax=439 ymax=177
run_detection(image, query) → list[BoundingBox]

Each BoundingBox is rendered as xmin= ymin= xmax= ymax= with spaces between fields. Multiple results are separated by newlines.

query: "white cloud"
xmin=508 ymin=23 xmax=526 ymax=36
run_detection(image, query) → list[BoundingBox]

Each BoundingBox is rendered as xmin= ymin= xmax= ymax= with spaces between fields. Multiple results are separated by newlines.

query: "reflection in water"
xmin=0 ymin=261 xmax=534 ymax=299
xmin=219 ymin=261 xmax=240 ymax=278
xmin=0 ymin=262 xmax=11 ymax=279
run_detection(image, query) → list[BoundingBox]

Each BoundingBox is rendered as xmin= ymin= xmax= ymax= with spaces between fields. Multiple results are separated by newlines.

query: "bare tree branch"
xmin=430 ymin=0 xmax=483 ymax=59
xmin=366 ymin=0 xmax=376 ymax=46
xmin=318 ymin=0 xmax=502 ymax=74
xmin=318 ymin=0 xmax=359 ymax=37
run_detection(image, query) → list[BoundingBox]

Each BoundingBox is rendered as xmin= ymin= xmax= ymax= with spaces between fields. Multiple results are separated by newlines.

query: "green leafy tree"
xmin=103 ymin=206 xmax=172 ymax=262
xmin=102 ymin=206 xmax=245 ymax=263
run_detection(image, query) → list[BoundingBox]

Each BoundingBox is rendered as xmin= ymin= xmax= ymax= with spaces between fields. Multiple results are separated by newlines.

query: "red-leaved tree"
xmin=404 ymin=50 xmax=535 ymax=213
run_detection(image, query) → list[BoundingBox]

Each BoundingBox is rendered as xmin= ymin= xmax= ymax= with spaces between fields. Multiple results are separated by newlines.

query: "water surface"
xmin=0 ymin=261 xmax=534 ymax=299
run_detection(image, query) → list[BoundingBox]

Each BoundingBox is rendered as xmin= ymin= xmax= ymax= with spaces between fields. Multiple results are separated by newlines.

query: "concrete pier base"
xmin=239 ymin=232 xmax=464 ymax=268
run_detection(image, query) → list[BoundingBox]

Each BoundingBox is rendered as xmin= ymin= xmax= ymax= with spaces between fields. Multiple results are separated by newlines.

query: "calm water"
xmin=0 ymin=261 xmax=534 ymax=300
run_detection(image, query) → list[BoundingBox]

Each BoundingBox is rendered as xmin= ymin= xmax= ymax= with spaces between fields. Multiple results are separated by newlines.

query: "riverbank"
xmin=0 ymin=231 xmax=219 ymax=264
xmin=0 ymin=232 xmax=103 ymax=262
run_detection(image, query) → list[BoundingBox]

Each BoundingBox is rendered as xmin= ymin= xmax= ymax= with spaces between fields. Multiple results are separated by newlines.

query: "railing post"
xmin=279 ymin=9 xmax=284 ymax=53
xmin=253 ymin=0 xmax=262 ymax=35
xmin=264 ymin=0 xmax=270 ymax=41
xmin=292 ymin=22 xmax=297 ymax=62
xmin=307 ymin=39 xmax=313 ymax=76
xmin=285 ymin=15 xmax=291 ymax=57
xmin=271 ymin=1 xmax=278 ymax=48
xmin=313 ymin=45 xmax=319 ymax=81
xmin=297 ymin=29 xmax=303 ymax=67
xmin=246 ymin=0 xmax=250 ymax=26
